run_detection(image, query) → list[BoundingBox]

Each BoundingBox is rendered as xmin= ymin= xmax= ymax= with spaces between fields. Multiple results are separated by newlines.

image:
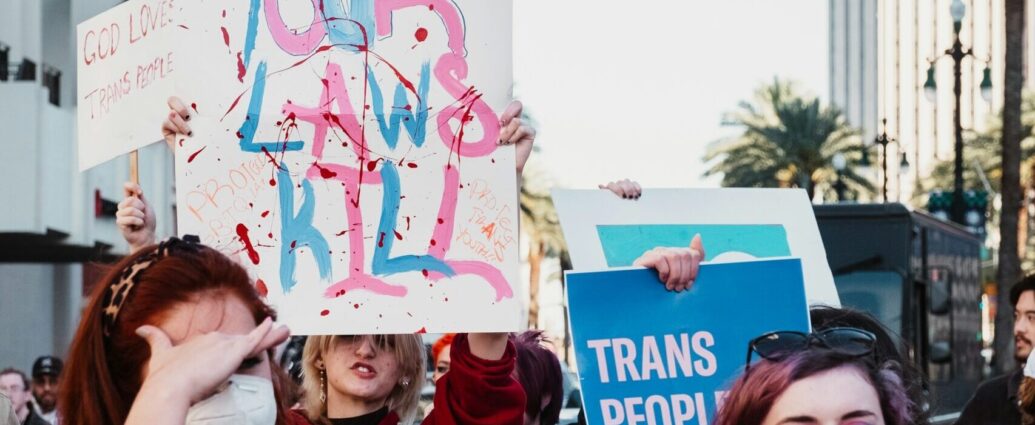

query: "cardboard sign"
xmin=552 ymin=188 xmax=841 ymax=307
xmin=76 ymin=0 xmax=181 ymax=170
xmin=567 ymin=259 xmax=811 ymax=425
xmin=172 ymin=1 xmax=518 ymax=334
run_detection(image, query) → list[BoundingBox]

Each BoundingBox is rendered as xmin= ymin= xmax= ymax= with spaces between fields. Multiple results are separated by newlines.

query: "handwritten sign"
xmin=172 ymin=1 xmax=518 ymax=334
xmin=76 ymin=0 xmax=180 ymax=170
xmin=567 ymin=259 xmax=810 ymax=425
xmin=552 ymin=188 xmax=841 ymax=307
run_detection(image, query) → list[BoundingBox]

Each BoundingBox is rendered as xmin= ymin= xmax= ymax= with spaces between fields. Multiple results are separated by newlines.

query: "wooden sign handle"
xmin=130 ymin=150 xmax=139 ymax=185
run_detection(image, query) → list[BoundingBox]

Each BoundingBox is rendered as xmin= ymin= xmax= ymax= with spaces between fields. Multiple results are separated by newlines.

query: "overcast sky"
xmin=513 ymin=0 xmax=830 ymax=189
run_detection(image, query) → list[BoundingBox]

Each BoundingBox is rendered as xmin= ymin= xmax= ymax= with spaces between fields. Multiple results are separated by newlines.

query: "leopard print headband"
xmin=101 ymin=236 xmax=201 ymax=337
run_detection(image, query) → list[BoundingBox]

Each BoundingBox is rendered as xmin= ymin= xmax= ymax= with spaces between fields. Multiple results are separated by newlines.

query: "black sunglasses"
xmin=745 ymin=327 xmax=877 ymax=372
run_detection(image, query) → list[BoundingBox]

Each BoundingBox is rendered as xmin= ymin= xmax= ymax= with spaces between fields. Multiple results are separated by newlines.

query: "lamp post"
xmin=924 ymin=0 xmax=993 ymax=225
xmin=859 ymin=118 xmax=911 ymax=202
xmin=832 ymin=153 xmax=847 ymax=202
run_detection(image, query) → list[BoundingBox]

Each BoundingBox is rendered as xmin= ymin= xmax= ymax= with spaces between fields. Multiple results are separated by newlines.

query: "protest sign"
xmin=552 ymin=188 xmax=841 ymax=307
xmin=171 ymin=1 xmax=518 ymax=334
xmin=567 ymin=259 xmax=811 ymax=425
xmin=76 ymin=0 xmax=181 ymax=170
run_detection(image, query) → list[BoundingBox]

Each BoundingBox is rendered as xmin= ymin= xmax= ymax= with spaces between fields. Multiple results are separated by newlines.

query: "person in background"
xmin=957 ymin=275 xmax=1035 ymax=425
xmin=511 ymin=331 xmax=563 ymax=425
xmin=1 ymin=393 xmax=20 ymax=425
xmin=0 ymin=369 xmax=48 ymax=425
xmin=431 ymin=333 xmax=456 ymax=383
xmin=714 ymin=328 xmax=914 ymax=425
xmin=29 ymin=357 xmax=60 ymax=425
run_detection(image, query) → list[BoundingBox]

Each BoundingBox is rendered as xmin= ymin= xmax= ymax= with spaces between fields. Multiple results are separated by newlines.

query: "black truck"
xmin=814 ymin=203 xmax=984 ymax=424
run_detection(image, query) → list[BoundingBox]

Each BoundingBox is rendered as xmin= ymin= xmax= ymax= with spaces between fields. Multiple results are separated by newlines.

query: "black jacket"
xmin=955 ymin=369 xmax=1022 ymax=425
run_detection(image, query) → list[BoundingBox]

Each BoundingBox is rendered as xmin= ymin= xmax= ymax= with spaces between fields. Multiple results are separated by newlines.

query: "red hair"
xmin=59 ymin=242 xmax=295 ymax=425
xmin=432 ymin=333 xmax=456 ymax=363
xmin=714 ymin=349 xmax=914 ymax=425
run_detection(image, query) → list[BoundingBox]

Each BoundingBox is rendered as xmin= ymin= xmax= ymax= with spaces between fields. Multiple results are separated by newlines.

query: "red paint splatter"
xmin=260 ymin=210 xmax=270 ymax=218
xmin=335 ymin=230 xmax=347 ymax=236
xmin=422 ymin=269 xmax=429 ymax=277
xmin=378 ymin=232 xmax=386 ymax=248
xmin=353 ymin=304 xmax=360 ymax=309
xmin=178 ymin=24 xmax=190 ymax=30
xmin=187 ymin=146 xmax=206 ymax=163
xmin=236 ymin=223 xmax=261 ymax=265
xmin=407 ymin=162 xmax=418 ymax=168
xmin=405 ymin=216 xmax=411 ymax=230
xmin=367 ymin=158 xmax=384 ymax=172
xmin=314 ymin=162 xmax=337 ymax=178
xmin=394 ymin=230 xmax=403 ymax=240
xmin=415 ymin=27 xmax=428 ymax=42
xmin=269 ymin=178 xmax=277 ymax=186
xmin=320 ymin=309 xmax=330 ymax=316
xmin=236 ymin=51 xmax=246 ymax=82
xmin=191 ymin=102 xmax=198 ymax=113
xmin=220 ymin=27 xmax=230 ymax=47
xmin=222 ymin=9 xmax=227 ymax=18
xmin=290 ymin=240 xmax=297 ymax=249
xmin=417 ymin=327 xmax=427 ymax=334
xmin=255 ymin=279 xmax=268 ymax=297
xmin=430 ymin=239 xmax=437 ymax=246
xmin=437 ymin=218 xmax=444 ymax=224
xmin=267 ymin=232 xmax=273 ymax=239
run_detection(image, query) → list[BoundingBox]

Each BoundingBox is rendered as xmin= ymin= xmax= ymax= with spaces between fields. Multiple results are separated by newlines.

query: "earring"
xmin=320 ymin=368 xmax=327 ymax=404
xmin=400 ymin=377 xmax=410 ymax=387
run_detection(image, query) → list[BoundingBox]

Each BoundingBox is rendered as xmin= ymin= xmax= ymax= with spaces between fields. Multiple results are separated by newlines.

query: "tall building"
xmin=0 ymin=0 xmax=176 ymax=372
xmin=830 ymin=0 xmax=1033 ymax=203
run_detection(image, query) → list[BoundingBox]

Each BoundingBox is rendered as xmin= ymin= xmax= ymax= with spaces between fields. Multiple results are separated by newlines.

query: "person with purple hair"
xmin=511 ymin=331 xmax=564 ymax=425
xmin=714 ymin=328 xmax=916 ymax=425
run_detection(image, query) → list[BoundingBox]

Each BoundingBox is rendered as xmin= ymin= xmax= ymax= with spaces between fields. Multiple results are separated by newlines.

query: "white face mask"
xmin=185 ymin=374 xmax=277 ymax=425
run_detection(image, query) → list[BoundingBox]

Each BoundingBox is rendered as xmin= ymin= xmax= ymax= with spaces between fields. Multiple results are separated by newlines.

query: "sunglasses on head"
xmin=745 ymin=327 xmax=877 ymax=372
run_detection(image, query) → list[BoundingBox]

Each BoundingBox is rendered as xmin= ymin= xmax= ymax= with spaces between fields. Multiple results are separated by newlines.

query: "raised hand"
xmin=498 ymin=100 xmax=536 ymax=174
xmin=116 ymin=182 xmax=157 ymax=253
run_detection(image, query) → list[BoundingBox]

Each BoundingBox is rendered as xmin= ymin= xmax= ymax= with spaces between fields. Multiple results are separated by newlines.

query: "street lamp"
xmin=832 ymin=153 xmax=847 ymax=202
xmin=923 ymin=0 xmax=993 ymax=225
xmin=873 ymin=118 xmax=897 ymax=202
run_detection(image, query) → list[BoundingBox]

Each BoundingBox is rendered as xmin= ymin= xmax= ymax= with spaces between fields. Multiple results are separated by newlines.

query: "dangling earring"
xmin=320 ymin=368 xmax=327 ymax=404
xmin=400 ymin=377 xmax=410 ymax=387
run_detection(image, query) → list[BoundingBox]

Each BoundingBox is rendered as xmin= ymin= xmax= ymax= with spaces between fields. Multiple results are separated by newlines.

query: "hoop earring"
xmin=320 ymin=368 xmax=327 ymax=404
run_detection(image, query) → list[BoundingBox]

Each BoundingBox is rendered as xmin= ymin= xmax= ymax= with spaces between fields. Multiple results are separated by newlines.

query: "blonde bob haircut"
xmin=302 ymin=334 xmax=426 ymax=424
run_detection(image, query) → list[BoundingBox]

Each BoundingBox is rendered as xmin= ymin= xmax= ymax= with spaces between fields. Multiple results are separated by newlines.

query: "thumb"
xmin=690 ymin=233 xmax=705 ymax=260
xmin=136 ymin=325 xmax=173 ymax=353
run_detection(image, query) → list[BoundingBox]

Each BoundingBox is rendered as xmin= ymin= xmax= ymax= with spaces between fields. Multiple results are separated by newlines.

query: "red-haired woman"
xmin=59 ymin=238 xmax=307 ymax=425
xmin=714 ymin=328 xmax=916 ymax=425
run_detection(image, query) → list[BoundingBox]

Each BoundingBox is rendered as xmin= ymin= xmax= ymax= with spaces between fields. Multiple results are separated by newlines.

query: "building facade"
xmin=830 ymin=0 xmax=1034 ymax=203
xmin=0 ymin=0 xmax=176 ymax=374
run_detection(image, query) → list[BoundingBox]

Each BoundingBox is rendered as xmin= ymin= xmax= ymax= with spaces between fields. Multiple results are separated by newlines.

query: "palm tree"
xmin=996 ymin=0 xmax=1026 ymax=375
xmin=704 ymin=78 xmax=873 ymax=200
xmin=519 ymin=166 xmax=567 ymax=330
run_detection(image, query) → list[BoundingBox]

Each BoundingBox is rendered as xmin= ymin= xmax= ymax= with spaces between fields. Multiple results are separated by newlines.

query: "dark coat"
xmin=955 ymin=369 xmax=1022 ymax=425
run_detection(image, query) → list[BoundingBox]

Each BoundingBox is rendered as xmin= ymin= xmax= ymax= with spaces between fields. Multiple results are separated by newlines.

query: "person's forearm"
xmin=467 ymin=332 xmax=508 ymax=361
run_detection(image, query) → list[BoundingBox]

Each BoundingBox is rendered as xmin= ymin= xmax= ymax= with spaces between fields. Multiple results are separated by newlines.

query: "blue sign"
xmin=567 ymin=259 xmax=810 ymax=425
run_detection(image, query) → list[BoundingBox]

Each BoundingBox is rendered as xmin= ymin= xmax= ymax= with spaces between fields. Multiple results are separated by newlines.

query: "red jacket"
xmin=424 ymin=333 xmax=525 ymax=425
xmin=291 ymin=333 xmax=525 ymax=425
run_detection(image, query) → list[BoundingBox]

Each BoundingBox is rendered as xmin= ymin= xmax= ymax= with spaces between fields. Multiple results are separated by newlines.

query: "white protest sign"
xmin=76 ymin=0 xmax=180 ymax=170
xmin=552 ymin=188 xmax=841 ymax=307
xmin=173 ymin=0 xmax=519 ymax=335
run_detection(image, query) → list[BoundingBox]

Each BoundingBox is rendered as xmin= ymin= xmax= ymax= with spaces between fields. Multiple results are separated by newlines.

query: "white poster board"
xmin=172 ymin=1 xmax=518 ymax=334
xmin=552 ymin=188 xmax=840 ymax=307
xmin=76 ymin=0 xmax=181 ymax=170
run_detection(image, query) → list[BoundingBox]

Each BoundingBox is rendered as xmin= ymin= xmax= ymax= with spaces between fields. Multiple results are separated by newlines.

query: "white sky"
xmin=513 ymin=0 xmax=830 ymax=189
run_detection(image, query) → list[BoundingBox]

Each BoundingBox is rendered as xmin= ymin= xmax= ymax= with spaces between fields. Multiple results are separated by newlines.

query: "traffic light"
xmin=927 ymin=190 xmax=988 ymax=240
